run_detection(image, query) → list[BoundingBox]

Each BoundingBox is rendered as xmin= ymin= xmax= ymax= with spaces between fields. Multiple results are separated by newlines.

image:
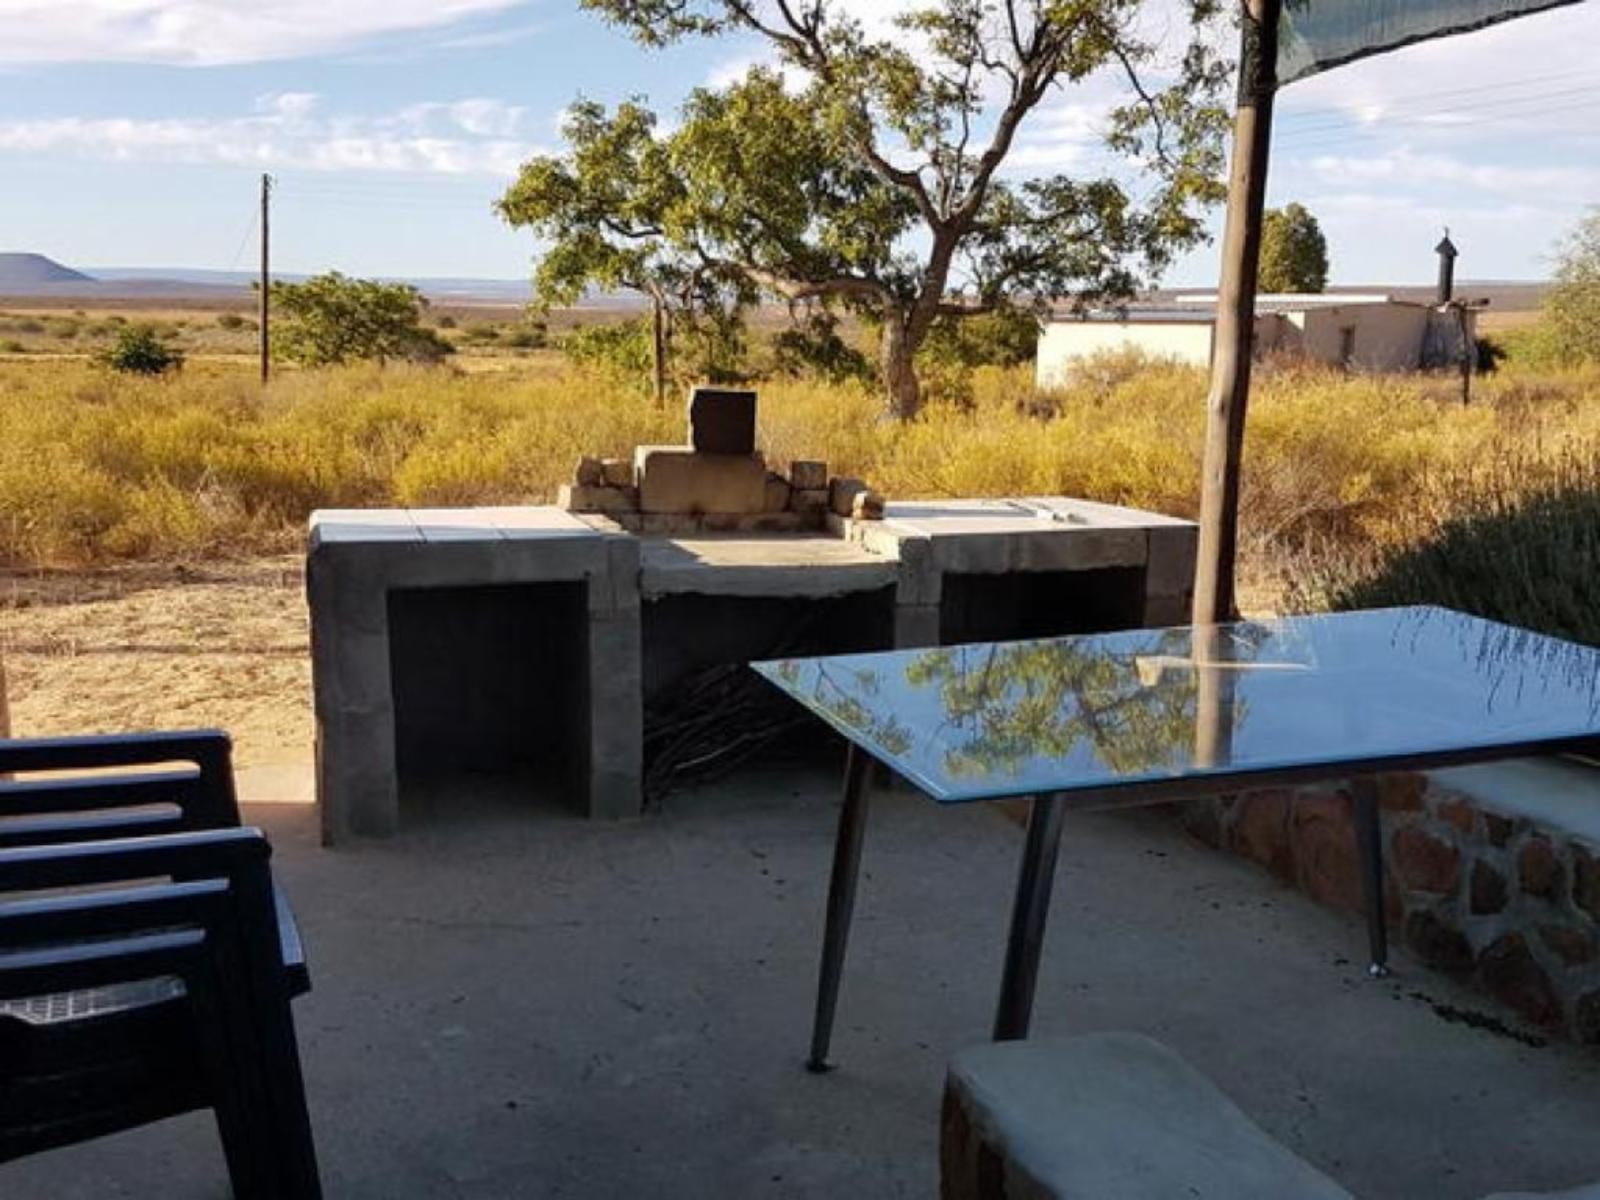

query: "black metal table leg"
xmin=993 ymin=793 xmax=1066 ymax=1041
xmin=806 ymin=743 xmax=873 ymax=1072
xmin=1351 ymin=775 xmax=1390 ymax=978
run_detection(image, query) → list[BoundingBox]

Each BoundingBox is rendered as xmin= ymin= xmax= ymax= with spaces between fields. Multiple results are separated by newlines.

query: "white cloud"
xmin=1301 ymin=147 xmax=1600 ymax=205
xmin=0 ymin=0 xmax=532 ymax=67
xmin=0 ymin=93 xmax=546 ymax=175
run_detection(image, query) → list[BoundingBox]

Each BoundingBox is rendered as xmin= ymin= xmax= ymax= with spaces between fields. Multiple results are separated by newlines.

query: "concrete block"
xmin=763 ymin=472 xmax=792 ymax=513
xmin=789 ymin=460 xmax=828 ymax=490
xmin=942 ymin=1034 xmax=1354 ymax=1200
xmin=635 ymin=445 xmax=767 ymax=515
xmin=600 ymin=457 xmax=634 ymax=487
xmin=789 ymin=487 xmax=829 ymax=519
xmin=641 ymin=513 xmax=704 ymax=537
xmin=574 ymin=455 xmax=603 ymax=486
xmin=829 ymin=476 xmax=869 ymax=517
xmin=1142 ymin=591 xmax=1190 ymax=629
xmin=894 ymin=603 xmax=941 ymax=649
xmin=891 ymin=533 xmax=941 ymax=606
xmin=587 ymin=611 xmax=643 ymax=818
xmin=317 ymin=705 xmax=399 ymax=844
xmin=1146 ymin=523 xmax=1199 ymax=596
xmin=851 ymin=490 xmax=886 ymax=521
xmin=687 ymin=386 xmax=757 ymax=455
xmin=559 ymin=483 xmax=640 ymax=515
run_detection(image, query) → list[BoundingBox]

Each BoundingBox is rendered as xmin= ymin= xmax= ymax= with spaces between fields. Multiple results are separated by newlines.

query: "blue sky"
xmin=0 ymin=1 xmax=1595 ymax=287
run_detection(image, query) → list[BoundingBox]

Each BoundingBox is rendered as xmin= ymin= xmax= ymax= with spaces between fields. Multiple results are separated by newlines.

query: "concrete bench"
xmin=941 ymin=1033 xmax=1354 ymax=1199
xmin=942 ymin=1033 xmax=1600 ymax=1199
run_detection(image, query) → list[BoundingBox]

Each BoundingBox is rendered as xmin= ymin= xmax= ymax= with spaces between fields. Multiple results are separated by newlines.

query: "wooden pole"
xmin=259 ymin=173 xmax=271 ymax=385
xmin=1191 ymin=0 xmax=1282 ymax=626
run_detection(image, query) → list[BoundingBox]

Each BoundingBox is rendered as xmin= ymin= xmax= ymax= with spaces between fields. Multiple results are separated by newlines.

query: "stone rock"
xmin=851 ymin=490 xmax=886 ymax=521
xmin=574 ymin=455 xmax=604 ymax=486
xmin=1290 ymin=791 xmax=1361 ymax=912
xmin=1437 ymin=798 xmax=1476 ymax=835
xmin=1574 ymin=846 xmax=1600 ymax=922
xmin=1470 ymin=860 xmax=1508 ymax=915
xmin=634 ymin=445 xmax=767 ymax=515
xmin=1377 ymin=772 xmax=1426 ymax=812
xmin=687 ymin=386 xmax=757 ymax=454
xmin=1576 ymin=990 xmax=1600 ymax=1045
xmin=829 ymin=476 xmax=869 ymax=518
xmin=763 ymin=472 xmax=792 ymax=513
xmin=1404 ymin=910 xmax=1474 ymax=973
xmin=1228 ymin=790 xmax=1294 ymax=883
xmin=1478 ymin=933 xmax=1562 ymax=1028
xmin=1484 ymin=812 xmax=1516 ymax=847
xmin=789 ymin=460 xmax=828 ymax=491
xmin=789 ymin=487 xmax=830 ymax=518
xmin=1537 ymin=924 xmax=1597 ymax=967
xmin=558 ymin=483 xmax=639 ymax=514
xmin=1392 ymin=827 xmax=1461 ymax=894
xmin=1519 ymin=836 xmax=1562 ymax=898
xmin=600 ymin=457 xmax=634 ymax=488
xmin=1179 ymin=799 xmax=1224 ymax=850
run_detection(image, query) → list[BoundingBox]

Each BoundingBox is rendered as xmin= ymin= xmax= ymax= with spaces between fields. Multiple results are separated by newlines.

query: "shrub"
xmin=1293 ymin=449 xmax=1600 ymax=647
xmin=269 ymin=272 xmax=454 ymax=366
xmin=217 ymin=312 xmax=247 ymax=330
xmin=97 ymin=325 xmax=184 ymax=375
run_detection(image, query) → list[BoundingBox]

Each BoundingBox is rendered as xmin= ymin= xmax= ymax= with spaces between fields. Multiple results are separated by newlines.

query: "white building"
xmin=1035 ymin=294 xmax=1476 ymax=388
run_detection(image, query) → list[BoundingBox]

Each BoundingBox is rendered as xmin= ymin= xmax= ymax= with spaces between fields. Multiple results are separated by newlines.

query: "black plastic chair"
xmin=0 ymin=730 xmax=321 ymax=1198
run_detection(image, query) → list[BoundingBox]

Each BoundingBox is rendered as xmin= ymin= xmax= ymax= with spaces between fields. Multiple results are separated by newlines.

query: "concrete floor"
xmin=5 ymin=765 xmax=1600 ymax=1199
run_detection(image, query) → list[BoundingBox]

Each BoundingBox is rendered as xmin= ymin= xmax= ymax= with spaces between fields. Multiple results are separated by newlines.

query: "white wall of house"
xmin=1037 ymin=297 xmax=1457 ymax=384
xmin=1035 ymin=320 xmax=1215 ymax=387
xmin=1293 ymin=305 xmax=1431 ymax=371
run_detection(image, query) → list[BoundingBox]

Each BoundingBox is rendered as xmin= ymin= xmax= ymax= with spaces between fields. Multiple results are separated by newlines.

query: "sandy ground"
xmin=0 ymin=557 xmax=313 ymax=796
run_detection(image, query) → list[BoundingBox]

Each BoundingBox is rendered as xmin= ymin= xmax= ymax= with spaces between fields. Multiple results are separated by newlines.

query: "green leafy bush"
xmin=97 ymin=325 xmax=184 ymax=376
xmin=269 ymin=272 xmax=454 ymax=366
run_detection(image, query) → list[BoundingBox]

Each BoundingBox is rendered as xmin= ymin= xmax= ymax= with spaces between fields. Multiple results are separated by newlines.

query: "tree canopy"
xmin=268 ymin=272 xmax=453 ymax=368
xmin=1545 ymin=207 xmax=1600 ymax=364
xmin=1258 ymin=202 xmax=1329 ymax=294
xmin=503 ymin=0 xmax=1232 ymax=418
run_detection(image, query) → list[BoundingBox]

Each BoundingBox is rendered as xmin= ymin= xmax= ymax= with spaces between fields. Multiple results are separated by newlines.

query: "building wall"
xmin=1035 ymin=320 xmax=1214 ymax=387
xmin=1298 ymin=305 xmax=1431 ymax=371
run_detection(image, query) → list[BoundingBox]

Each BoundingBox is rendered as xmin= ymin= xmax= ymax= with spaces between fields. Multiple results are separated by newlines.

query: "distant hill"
xmin=0 ymin=253 xmax=95 ymax=288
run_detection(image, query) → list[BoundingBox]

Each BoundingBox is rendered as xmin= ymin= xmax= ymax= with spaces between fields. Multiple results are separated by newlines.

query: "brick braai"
xmin=557 ymin=386 xmax=885 ymax=535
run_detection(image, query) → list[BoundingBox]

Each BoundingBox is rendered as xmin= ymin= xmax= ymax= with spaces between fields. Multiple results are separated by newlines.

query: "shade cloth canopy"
xmin=1279 ymin=0 xmax=1584 ymax=83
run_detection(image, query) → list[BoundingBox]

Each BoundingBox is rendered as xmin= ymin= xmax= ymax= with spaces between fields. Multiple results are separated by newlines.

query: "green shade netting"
xmin=1279 ymin=0 xmax=1584 ymax=83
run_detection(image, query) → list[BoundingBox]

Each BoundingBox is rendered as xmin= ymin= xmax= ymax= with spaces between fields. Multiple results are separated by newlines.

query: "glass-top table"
xmin=752 ymin=606 xmax=1600 ymax=1066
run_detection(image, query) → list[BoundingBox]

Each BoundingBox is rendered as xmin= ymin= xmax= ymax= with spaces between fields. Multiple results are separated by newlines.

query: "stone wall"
xmin=1177 ymin=768 xmax=1600 ymax=1044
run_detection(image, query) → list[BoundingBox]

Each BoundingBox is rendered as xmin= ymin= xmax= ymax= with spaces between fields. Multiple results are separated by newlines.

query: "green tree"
xmin=98 ymin=324 xmax=184 ymax=375
xmin=1258 ymin=202 xmax=1329 ymax=293
xmin=497 ymin=99 xmax=753 ymax=405
xmin=1545 ymin=207 xmax=1600 ymax=364
xmin=511 ymin=1 xmax=1230 ymax=419
xmin=268 ymin=272 xmax=453 ymax=367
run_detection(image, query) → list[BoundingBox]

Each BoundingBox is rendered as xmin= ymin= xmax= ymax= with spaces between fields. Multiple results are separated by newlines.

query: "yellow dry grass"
xmin=2 ymin=354 xmax=1598 ymax=577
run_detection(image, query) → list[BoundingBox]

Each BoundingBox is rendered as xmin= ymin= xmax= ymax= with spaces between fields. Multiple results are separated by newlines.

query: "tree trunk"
xmin=650 ymin=297 xmax=668 ymax=409
xmin=880 ymin=312 xmax=922 ymax=420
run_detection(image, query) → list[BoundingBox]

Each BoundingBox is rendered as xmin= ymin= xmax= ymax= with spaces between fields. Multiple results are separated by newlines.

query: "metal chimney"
xmin=1435 ymin=230 xmax=1458 ymax=304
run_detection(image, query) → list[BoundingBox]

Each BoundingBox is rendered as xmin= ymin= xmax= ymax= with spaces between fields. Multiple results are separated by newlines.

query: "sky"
xmin=0 ymin=1 xmax=1595 ymax=288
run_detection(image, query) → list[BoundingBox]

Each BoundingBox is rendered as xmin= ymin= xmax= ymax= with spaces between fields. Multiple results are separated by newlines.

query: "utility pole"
xmin=1192 ymin=0 xmax=1282 ymax=627
xmin=259 ymin=173 xmax=271 ymax=385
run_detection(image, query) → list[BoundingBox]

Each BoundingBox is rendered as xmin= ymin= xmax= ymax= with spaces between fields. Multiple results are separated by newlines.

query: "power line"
xmin=1275 ymin=66 xmax=1596 ymax=128
xmin=1276 ymin=94 xmax=1600 ymax=153
xmin=1275 ymin=80 xmax=1600 ymax=144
